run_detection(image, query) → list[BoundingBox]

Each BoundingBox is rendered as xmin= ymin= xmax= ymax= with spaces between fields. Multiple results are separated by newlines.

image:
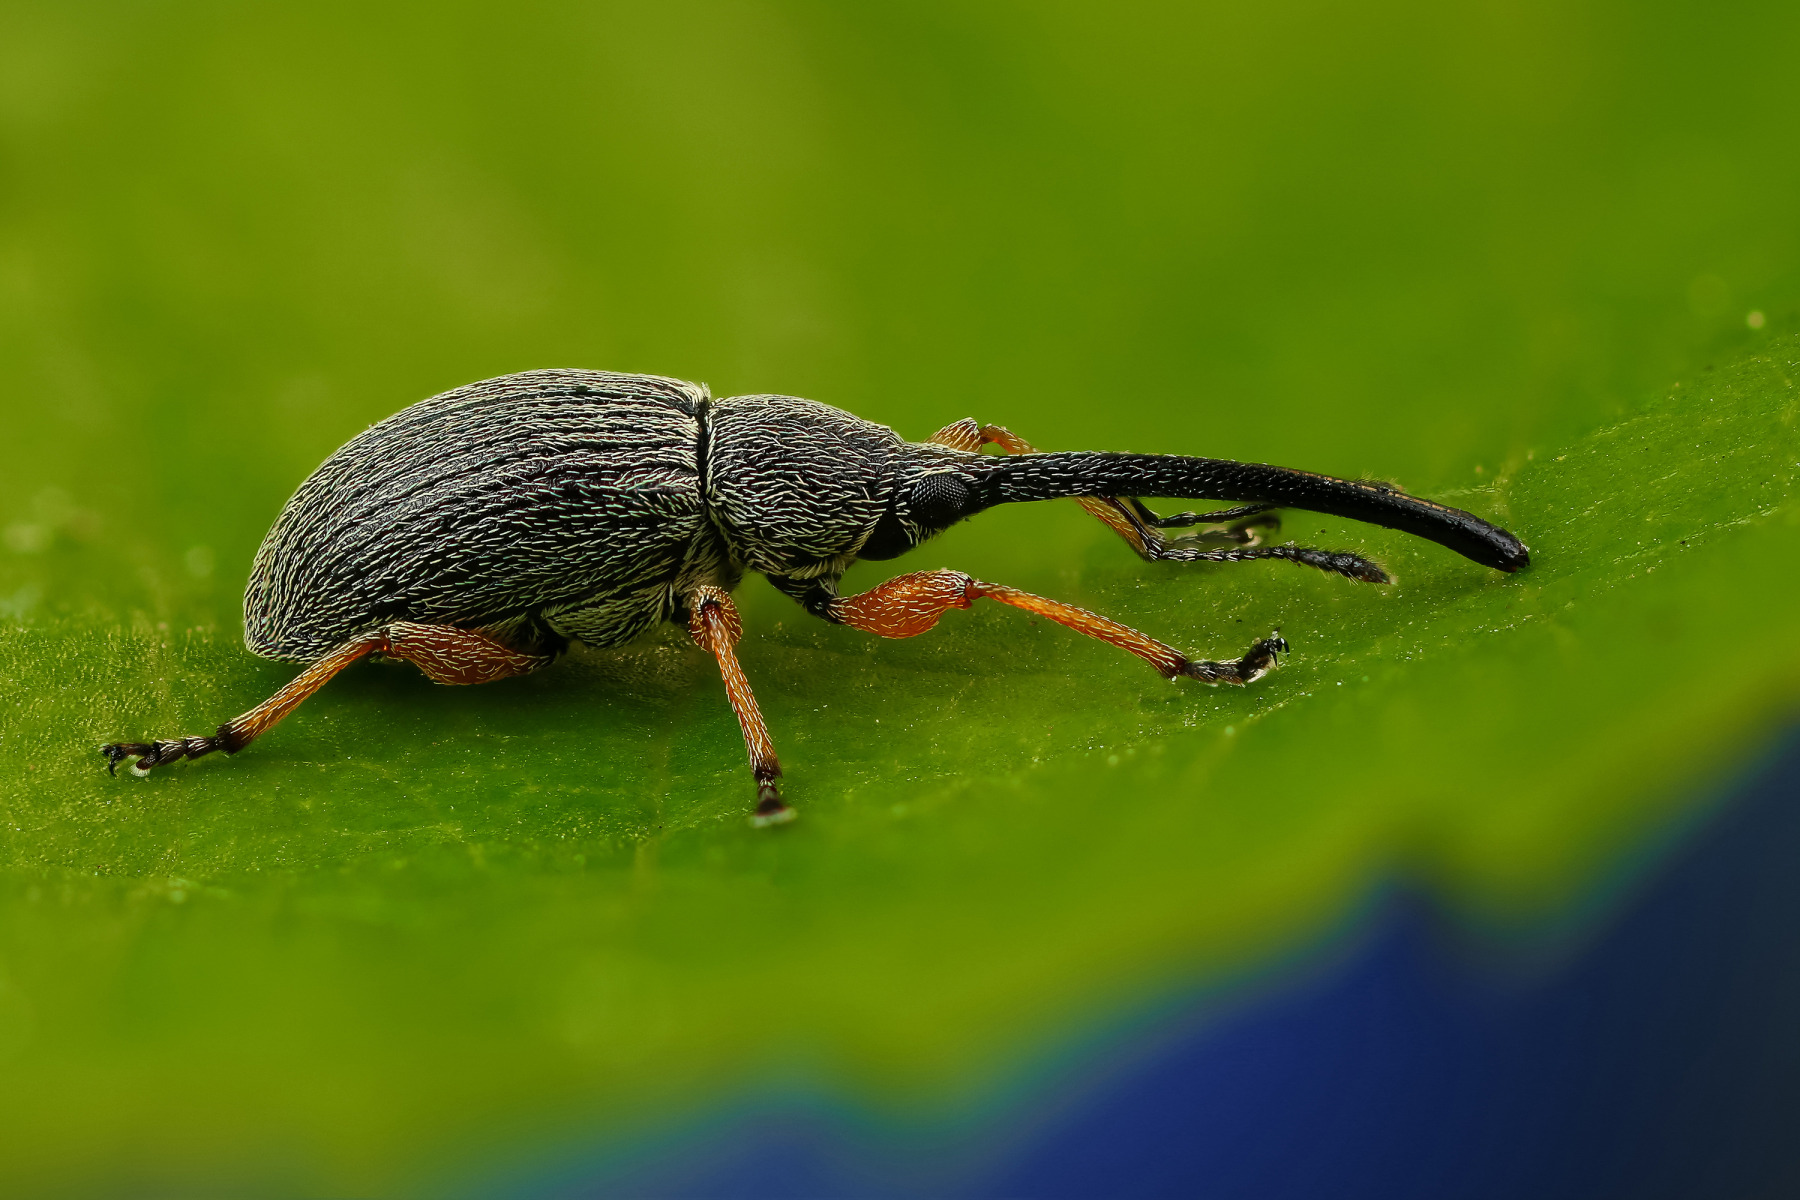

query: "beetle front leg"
xmin=929 ymin=419 xmax=1284 ymax=559
xmin=686 ymin=587 xmax=792 ymax=827
xmin=806 ymin=569 xmax=1288 ymax=684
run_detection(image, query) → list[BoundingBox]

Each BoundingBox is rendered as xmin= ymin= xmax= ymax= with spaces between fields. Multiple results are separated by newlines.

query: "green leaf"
xmin=4 ymin=340 xmax=1797 ymax=1192
xmin=1 ymin=3 xmax=1798 ymax=1194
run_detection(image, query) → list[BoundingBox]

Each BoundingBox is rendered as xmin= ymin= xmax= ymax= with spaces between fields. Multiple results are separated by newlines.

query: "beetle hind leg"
xmin=102 ymin=635 xmax=384 ymax=776
xmin=102 ymin=729 xmax=242 ymax=776
xmin=378 ymin=620 xmax=554 ymax=684
xmin=102 ymin=623 xmax=551 ymax=777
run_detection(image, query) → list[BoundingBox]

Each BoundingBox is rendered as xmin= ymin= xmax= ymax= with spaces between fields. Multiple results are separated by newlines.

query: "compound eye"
xmin=910 ymin=472 xmax=974 ymax=526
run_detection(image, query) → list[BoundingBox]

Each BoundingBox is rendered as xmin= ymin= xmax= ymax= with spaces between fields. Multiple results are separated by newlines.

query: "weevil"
xmin=102 ymin=369 xmax=1528 ymax=824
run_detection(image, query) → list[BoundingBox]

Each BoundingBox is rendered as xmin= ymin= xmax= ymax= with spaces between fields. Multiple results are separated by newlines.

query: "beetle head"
xmin=855 ymin=455 xmax=987 ymax=560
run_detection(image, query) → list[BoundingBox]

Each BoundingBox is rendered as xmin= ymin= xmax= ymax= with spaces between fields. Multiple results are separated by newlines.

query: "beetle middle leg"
xmin=101 ymin=622 xmax=551 ymax=776
xmin=685 ymin=586 xmax=792 ymax=827
xmin=807 ymin=569 xmax=1287 ymax=684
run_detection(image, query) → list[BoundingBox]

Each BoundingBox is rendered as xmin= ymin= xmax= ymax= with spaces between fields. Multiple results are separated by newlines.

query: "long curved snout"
xmin=973 ymin=452 xmax=1530 ymax=573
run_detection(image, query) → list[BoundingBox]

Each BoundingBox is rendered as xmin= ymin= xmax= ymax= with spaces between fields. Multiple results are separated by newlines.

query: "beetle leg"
xmin=929 ymin=420 xmax=1285 ymax=557
xmin=1136 ymin=501 xmax=1276 ymax=529
xmin=101 ymin=623 xmax=551 ymax=776
xmin=101 ymin=634 xmax=384 ymax=776
xmin=686 ymin=587 xmax=791 ymax=827
xmin=817 ymin=569 xmax=1288 ymax=684
xmin=378 ymin=620 xmax=554 ymax=685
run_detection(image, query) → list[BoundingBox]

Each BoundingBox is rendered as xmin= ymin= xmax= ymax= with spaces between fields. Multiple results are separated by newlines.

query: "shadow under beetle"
xmin=103 ymin=370 xmax=1529 ymax=825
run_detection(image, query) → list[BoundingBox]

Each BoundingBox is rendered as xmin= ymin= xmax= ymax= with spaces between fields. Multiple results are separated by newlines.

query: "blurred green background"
xmin=1 ymin=0 xmax=1798 ymax=1194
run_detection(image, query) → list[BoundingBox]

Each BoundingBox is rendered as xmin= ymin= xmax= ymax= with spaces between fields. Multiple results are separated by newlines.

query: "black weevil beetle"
xmin=103 ymin=369 xmax=1528 ymax=825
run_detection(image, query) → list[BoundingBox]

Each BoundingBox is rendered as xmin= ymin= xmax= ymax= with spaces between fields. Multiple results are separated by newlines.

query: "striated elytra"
xmin=103 ymin=369 xmax=1529 ymax=825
